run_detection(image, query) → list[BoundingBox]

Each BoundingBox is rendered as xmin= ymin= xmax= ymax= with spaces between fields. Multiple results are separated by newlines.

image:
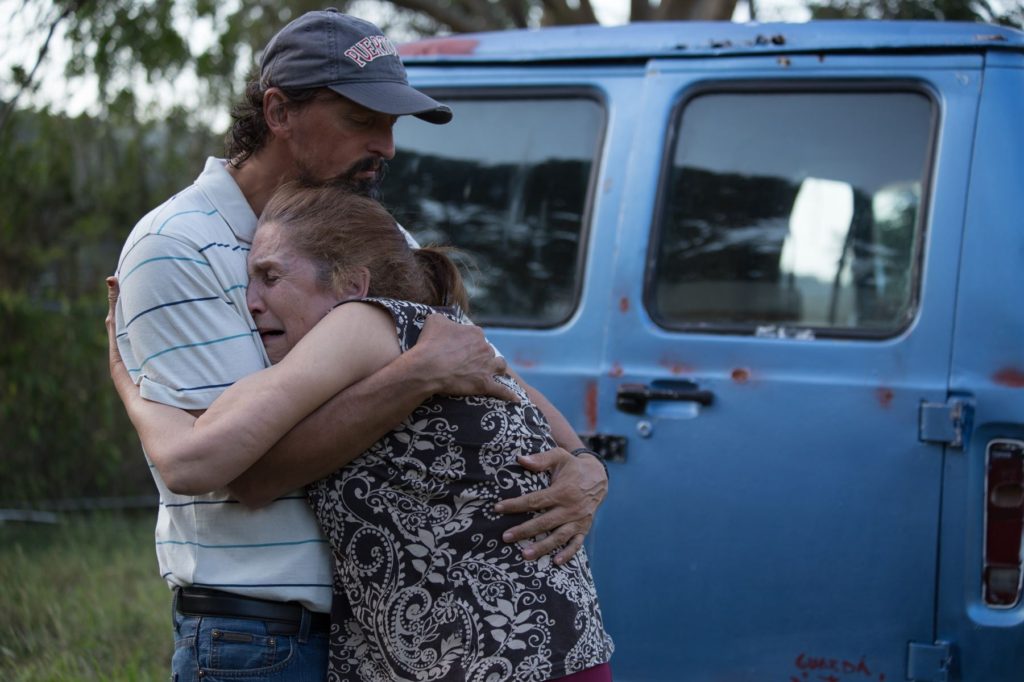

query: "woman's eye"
xmin=348 ymin=116 xmax=372 ymax=127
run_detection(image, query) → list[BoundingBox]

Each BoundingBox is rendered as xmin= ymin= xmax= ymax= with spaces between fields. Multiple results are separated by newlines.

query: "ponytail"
xmin=413 ymin=247 xmax=470 ymax=313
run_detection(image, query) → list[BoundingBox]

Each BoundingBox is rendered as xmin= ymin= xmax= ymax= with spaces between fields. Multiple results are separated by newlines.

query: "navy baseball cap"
xmin=260 ymin=9 xmax=452 ymax=124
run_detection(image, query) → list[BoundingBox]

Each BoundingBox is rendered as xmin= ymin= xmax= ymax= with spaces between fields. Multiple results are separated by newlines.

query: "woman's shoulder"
xmin=348 ymin=297 xmax=470 ymax=353
xmin=358 ymin=297 xmax=468 ymax=323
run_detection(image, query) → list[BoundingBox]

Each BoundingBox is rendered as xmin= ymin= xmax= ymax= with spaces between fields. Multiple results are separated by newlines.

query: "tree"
xmin=808 ymin=0 xmax=1023 ymax=25
xmin=2 ymin=0 xmax=742 ymax=132
xmin=0 ymin=100 xmax=217 ymax=503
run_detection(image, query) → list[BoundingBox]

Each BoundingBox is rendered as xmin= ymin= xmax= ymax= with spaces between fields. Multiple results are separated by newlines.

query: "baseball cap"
xmin=259 ymin=8 xmax=452 ymax=124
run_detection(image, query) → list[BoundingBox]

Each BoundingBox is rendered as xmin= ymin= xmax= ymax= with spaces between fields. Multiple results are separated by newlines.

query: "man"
xmin=112 ymin=9 xmax=608 ymax=681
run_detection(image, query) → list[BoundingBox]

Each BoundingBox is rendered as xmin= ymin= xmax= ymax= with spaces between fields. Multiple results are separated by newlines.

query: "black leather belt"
xmin=176 ymin=586 xmax=330 ymax=635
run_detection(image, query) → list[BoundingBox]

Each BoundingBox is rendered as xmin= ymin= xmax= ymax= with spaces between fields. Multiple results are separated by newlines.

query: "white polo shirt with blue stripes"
xmin=115 ymin=157 xmax=332 ymax=612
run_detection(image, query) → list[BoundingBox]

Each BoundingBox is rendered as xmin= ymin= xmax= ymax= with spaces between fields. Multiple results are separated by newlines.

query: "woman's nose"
xmin=246 ymin=285 xmax=264 ymax=315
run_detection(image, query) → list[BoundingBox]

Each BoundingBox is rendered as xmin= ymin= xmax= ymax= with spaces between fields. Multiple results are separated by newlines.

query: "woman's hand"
xmin=105 ymin=276 xmax=141 ymax=405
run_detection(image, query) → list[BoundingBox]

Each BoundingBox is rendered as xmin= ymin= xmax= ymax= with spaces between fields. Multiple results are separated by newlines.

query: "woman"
xmin=108 ymin=182 xmax=614 ymax=681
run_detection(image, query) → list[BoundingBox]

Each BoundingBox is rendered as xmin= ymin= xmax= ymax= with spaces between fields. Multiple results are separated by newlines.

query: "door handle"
xmin=616 ymin=382 xmax=715 ymax=414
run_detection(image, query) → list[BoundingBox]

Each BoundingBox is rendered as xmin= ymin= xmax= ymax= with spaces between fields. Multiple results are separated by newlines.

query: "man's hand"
xmin=413 ymin=314 xmax=518 ymax=402
xmin=494 ymin=448 xmax=608 ymax=565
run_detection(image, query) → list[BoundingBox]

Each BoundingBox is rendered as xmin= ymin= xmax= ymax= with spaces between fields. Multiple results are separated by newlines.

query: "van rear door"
xmin=936 ymin=53 xmax=1024 ymax=681
xmin=590 ymin=54 xmax=980 ymax=680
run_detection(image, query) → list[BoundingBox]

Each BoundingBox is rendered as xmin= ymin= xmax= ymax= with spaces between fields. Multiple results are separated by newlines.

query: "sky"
xmin=0 ymin=0 xmax=810 ymax=127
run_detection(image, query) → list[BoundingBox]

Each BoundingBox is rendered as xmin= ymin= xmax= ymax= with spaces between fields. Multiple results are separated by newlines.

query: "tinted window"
xmin=650 ymin=89 xmax=933 ymax=336
xmin=387 ymin=95 xmax=603 ymax=326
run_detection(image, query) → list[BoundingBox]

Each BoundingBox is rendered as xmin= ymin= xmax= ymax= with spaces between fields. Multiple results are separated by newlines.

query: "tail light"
xmin=983 ymin=439 xmax=1024 ymax=608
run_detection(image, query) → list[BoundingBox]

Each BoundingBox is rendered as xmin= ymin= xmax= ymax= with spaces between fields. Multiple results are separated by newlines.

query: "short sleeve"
xmin=115 ymin=233 xmax=267 ymax=410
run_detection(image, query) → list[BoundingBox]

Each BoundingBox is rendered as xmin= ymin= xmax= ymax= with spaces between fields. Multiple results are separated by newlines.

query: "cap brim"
xmin=328 ymin=81 xmax=452 ymax=124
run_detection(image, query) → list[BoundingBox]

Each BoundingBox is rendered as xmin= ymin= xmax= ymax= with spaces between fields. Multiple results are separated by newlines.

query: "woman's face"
xmin=246 ymin=222 xmax=338 ymax=363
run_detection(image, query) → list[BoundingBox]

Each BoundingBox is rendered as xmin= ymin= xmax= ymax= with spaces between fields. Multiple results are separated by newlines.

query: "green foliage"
xmin=0 ymin=511 xmax=169 ymax=680
xmin=60 ymin=0 xmax=335 ymax=121
xmin=10 ymin=0 xmax=746 ymax=127
xmin=0 ymin=104 xmax=216 ymax=504
xmin=0 ymin=291 xmax=150 ymax=503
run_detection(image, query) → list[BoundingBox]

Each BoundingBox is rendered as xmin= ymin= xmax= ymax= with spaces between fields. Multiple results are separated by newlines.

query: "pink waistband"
xmin=552 ymin=662 xmax=612 ymax=682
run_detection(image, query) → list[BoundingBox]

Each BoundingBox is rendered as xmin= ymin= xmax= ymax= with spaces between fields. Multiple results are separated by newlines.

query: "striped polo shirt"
xmin=114 ymin=157 xmax=332 ymax=612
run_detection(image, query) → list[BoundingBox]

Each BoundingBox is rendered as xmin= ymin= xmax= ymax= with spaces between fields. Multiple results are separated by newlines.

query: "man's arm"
xmin=492 ymin=372 xmax=609 ymax=565
xmin=227 ymin=314 xmax=515 ymax=506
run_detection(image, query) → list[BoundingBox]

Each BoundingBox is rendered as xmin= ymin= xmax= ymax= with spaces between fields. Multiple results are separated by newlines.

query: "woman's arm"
xmin=226 ymin=312 xmax=507 ymax=506
xmin=106 ymin=279 xmax=400 ymax=493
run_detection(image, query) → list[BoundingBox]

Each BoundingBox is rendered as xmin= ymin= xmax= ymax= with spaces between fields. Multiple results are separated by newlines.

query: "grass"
xmin=0 ymin=510 xmax=171 ymax=681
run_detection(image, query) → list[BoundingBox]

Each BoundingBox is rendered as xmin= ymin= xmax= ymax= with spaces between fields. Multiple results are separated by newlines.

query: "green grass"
xmin=0 ymin=511 xmax=170 ymax=681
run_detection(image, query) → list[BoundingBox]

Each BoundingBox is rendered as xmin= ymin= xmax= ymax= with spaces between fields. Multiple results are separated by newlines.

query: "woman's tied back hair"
xmin=257 ymin=181 xmax=470 ymax=313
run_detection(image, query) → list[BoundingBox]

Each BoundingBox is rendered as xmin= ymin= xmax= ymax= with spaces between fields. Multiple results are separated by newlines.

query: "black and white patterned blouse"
xmin=306 ymin=298 xmax=613 ymax=682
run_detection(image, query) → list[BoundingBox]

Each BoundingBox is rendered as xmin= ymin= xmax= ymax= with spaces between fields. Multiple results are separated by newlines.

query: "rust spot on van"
xmin=399 ymin=38 xmax=480 ymax=56
xmin=619 ymin=297 xmax=630 ymax=313
xmin=584 ymin=381 xmax=598 ymax=432
xmin=994 ymin=367 xmax=1024 ymax=388
xmin=609 ymin=362 xmax=623 ymax=378
xmin=659 ymin=357 xmax=694 ymax=376
xmin=731 ymin=368 xmax=750 ymax=384
xmin=876 ymin=387 xmax=894 ymax=408
xmin=514 ymin=354 xmax=538 ymax=369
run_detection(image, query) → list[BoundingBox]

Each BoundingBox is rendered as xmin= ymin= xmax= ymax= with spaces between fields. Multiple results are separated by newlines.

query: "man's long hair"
xmin=224 ymin=74 xmax=320 ymax=167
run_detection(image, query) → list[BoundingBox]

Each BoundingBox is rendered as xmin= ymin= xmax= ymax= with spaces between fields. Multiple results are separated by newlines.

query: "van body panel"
xmin=400 ymin=21 xmax=1024 ymax=63
xmin=393 ymin=22 xmax=1022 ymax=680
xmin=585 ymin=56 xmax=979 ymax=681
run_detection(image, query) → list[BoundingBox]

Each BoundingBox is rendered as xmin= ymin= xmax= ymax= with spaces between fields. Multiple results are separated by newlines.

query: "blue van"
xmin=386 ymin=21 xmax=1024 ymax=681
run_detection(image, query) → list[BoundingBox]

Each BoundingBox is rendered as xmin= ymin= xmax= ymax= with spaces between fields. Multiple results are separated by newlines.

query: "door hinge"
xmin=919 ymin=399 xmax=973 ymax=449
xmin=578 ymin=433 xmax=627 ymax=463
xmin=907 ymin=641 xmax=952 ymax=682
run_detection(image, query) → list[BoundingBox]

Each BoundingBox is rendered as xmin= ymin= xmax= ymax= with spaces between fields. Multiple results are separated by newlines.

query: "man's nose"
xmin=369 ymin=122 xmax=396 ymax=160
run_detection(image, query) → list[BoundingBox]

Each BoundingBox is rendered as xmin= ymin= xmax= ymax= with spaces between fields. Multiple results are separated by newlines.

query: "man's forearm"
xmin=227 ymin=350 xmax=433 ymax=507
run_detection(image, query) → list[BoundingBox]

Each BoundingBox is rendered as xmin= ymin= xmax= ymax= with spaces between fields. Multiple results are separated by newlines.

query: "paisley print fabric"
xmin=306 ymin=298 xmax=613 ymax=682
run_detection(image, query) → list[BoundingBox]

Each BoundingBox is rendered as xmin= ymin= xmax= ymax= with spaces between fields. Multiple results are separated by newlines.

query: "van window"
xmin=649 ymin=89 xmax=933 ymax=336
xmin=388 ymin=95 xmax=603 ymax=327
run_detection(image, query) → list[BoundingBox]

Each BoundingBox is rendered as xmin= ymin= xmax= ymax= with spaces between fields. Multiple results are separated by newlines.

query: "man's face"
xmin=246 ymin=222 xmax=338 ymax=364
xmin=287 ymin=93 xmax=398 ymax=198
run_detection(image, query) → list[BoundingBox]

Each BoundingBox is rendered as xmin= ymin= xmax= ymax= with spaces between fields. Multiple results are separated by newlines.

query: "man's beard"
xmin=297 ymin=157 xmax=388 ymax=199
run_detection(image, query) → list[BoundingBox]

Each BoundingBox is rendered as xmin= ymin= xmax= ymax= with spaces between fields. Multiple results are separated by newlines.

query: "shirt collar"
xmin=194 ymin=157 xmax=259 ymax=243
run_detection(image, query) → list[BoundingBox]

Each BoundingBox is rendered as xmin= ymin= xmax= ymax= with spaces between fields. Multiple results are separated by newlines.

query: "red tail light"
xmin=983 ymin=439 xmax=1024 ymax=608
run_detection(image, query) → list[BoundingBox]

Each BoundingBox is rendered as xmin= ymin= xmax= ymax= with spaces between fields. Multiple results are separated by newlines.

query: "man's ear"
xmin=263 ymin=88 xmax=292 ymax=139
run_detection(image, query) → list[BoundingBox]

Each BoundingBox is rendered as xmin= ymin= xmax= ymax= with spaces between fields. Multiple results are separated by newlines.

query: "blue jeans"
xmin=171 ymin=595 xmax=329 ymax=682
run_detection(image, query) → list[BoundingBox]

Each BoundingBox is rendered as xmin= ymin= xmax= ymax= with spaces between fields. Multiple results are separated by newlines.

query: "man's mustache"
xmin=297 ymin=157 xmax=388 ymax=199
xmin=345 ymin=157 xmax=387 ymax=196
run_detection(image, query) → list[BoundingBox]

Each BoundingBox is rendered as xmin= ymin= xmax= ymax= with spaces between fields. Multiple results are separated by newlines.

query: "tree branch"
xmin=506 ymin=0 xmax=531 ymax=27
xmin=0 ymin=2 xmax=79 ymax=134
xmin=573 ymin=0 xmax=599 ymax=24
xmin=631 ymin=0 xmax=653 ymax=21
xmin=539 ymin=0 xmax=573 ymax=25
xmin=385 ymin=0 xmax=492 ymax=32
xmin=654 ymin=0 xmax=736 ymax=20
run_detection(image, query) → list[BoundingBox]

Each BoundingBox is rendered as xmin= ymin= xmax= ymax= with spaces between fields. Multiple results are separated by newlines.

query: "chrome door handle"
xmin=615 ymin=382 xmax=714 ymax=414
